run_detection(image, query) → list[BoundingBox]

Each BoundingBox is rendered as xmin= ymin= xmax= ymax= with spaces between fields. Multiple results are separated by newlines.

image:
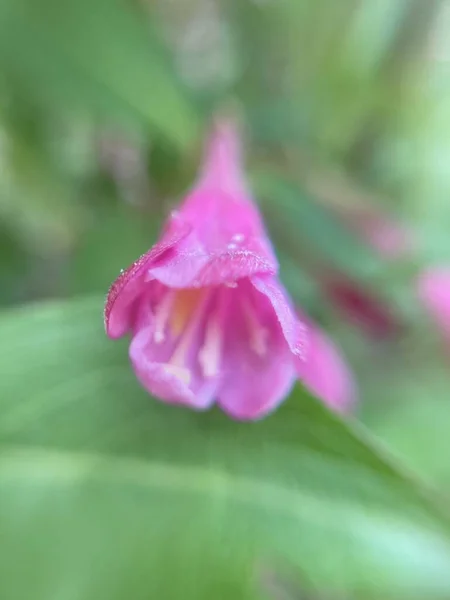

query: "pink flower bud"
xmin=417 ymin=267 xmax=450 ymax=342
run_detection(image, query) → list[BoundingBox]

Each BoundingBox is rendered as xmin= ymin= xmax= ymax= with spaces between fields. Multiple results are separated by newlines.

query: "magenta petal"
xmin=129 ymin=324 xmax=218 ymax=410
xmin=218 ymin=349 xmax=295 ymax=420
xmin=147 ymin=229 xmax=210 ymax=288
xmin=295 ymin=314 xmax=356 ymax=411
xmin=104 ymin=213 xmax=191 ymax=338
xmin=217 ymin=287 xmax=296 ymax=420
xmin=148 ymin=118 xmax=278 ymax=287
xmin=198 ymin=117 xmax=247 ymax=196
xmin=105 ymin=117 xmax=279 ymax=336
xmin=250 ymin=274 xmax=307 ymax=359
xmin=148 ymin=199 xmax=277 ymax=288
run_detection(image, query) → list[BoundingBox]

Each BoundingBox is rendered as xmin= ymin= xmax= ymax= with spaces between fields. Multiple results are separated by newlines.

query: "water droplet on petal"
xmin=232 ymin=233 xmax=245 ymax=243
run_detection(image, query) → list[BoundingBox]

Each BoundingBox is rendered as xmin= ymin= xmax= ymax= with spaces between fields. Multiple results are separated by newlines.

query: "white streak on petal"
xmin=198 ymin=314 xmax=222 ymax=378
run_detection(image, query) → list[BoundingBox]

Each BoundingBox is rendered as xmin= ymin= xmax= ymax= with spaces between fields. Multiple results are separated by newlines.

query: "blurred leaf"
xmin=0 ymin=129 xmax=86 ymax=255
xmin=69 ymin=205 xmax=161 ymax=295
xmin=277 ymin=250 xmax=321 ymax=314
xmin=0 ymin=223 xmax=29 ymax=305
xmin=253 ymin=172 xmax=385 ymax=280
xmin=367 ymin=394 xmax=450 ymax=488
xmin=226 ymin=0 xmax=312 ymax=146
xmin=247 ymin=97 xmax=311 ymax=146
xmin=1 ymin=298 xmax=450 ymax=598
xmin=149 ymin=136 xmax=196 ymax=197
xmin=0 ymin=0 xmax=199 ymax=148
xmin=362 ymin=360 xmax=450 ymax=488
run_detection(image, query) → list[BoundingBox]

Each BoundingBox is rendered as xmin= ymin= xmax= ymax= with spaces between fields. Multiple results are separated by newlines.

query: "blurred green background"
xmin=2 ymin=0 xmax=450 ymax=598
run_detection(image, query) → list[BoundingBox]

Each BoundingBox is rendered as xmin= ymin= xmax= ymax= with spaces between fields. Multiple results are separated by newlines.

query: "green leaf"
xmin=253 ymin=172 xmax=385 ymax=281
xmin=0 ymin=222 xmax=29 ymax=305
xmin=0 ymin=0 xmax=199 ymax=148
xmin=1 ymin=297 xmax=450 ymax=599
xmin=362 ymin=360 xmax=450 ymax=488
xmin=0 ymin=127 xmax=86 ymax=256
xmin=68 ymin=205 xmax=161 ymax=295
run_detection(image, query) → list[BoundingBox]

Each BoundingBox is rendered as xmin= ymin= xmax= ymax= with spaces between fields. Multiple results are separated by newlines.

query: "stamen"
xmin=165 ymin=290 xmax=211 ymax=383
xmin=153 ymin=291 xmax=175 ymax=343
xmin=243 ymin=300 xmax=268 ymax=357
xmin=170 ymin=321 xmax=197 ymax=370
xmin=171 ymin=289 xmax=204 ymax=336
xmin=198 ymin=313 xmax=222 ymax=378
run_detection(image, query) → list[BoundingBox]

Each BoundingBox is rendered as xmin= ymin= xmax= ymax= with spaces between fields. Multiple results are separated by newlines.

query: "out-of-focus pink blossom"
xmin=106 ymin=118 xmax=343 ymax=420
xmin=417 ymin=267 xmax=450 ymax=340
xmin=319 ymin=205 xmax=409 ymax=340
xmin=322 ymin=273 xmax=402 ymax=340
xmin=345 ymin=208 xmax=413 ymax=260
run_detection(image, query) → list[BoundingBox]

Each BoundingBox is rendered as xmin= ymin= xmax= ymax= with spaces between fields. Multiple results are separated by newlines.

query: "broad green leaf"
xmin=362 ymin=357 xmax=450 ymax=488
xmin=0 ymin=0 xmax=199 ymax=148
xmin=0 ymin=223 xmax=29 ymax=305
xmin=367 ymin=391 xmax=450 ymax=488
xmin=1 ymin=298 xmax=450 ymax=599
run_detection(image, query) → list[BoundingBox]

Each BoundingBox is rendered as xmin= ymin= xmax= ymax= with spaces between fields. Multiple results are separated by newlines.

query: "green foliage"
xmin=69 ymin=204 xmax=161 ymax=295
xmin=254 ymin=173 xmax=384 ymax=280
xmin=2 ymin=298 xmax=450 ymax=599
xmin=1 ymin=0 xmax=450 ymax=597
xmin=0 ymin=0 xmax=199 ymax=147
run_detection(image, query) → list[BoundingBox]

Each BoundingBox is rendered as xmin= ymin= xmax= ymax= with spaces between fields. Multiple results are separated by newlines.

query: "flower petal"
xmin=129 ymin=322 xmax=219 ymax=411
xmin=147 ymin=119 xmax=278 ymax=288
xmin=217 ymin=283 xmax=296 ymax=420
xmin=295 ymin=313 xmax=356 ymax=411
xmin=147 ymin=215 xmax=276 ymax=289
xmin=417 ymin=267 xmax=450 ymax=337
xmin=105 ymin=117 xmax=280 ymax=341
xmin=250 ymin=274 xmax=308 ymax=359
xmin=104 ymin=212 xmax=191 ymax=338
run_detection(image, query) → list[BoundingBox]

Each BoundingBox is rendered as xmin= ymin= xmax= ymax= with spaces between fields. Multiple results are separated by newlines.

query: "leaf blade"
xmin=1 ymin=297 xmax=450 ymax=598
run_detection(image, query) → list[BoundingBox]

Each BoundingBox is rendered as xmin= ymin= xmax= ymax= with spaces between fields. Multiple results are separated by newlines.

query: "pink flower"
xmin=345 ymin=208 xmax=413 ymax=260
xmin=322 ymin=273 xmax=403 ymax=340
xmin=417 ymin=267 xmax=450 ymax=341
xmin=104 ymin=119 xmax=303 ymax=419
xmin=320 ymin=204 xmax=411 ymax=340
xmin=105 ymin=118 xmax=353 ymax=419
